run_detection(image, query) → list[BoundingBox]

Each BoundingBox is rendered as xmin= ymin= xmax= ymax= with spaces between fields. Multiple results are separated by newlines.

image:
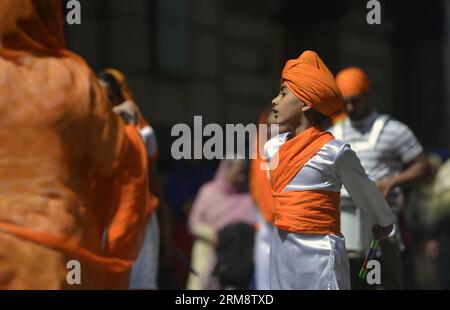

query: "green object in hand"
xmin=358 ymin=239 xmax=380 ymax=280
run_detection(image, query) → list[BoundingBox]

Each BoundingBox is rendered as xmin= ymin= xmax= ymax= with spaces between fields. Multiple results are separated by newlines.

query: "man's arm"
xmin=377 ymin=152 xmax=432 ymax=197
xmin=377 ymin=120 xmax=432 ymax=197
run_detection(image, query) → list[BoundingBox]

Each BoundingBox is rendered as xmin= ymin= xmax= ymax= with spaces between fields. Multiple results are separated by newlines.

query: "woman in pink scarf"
xmin=187 ymin=159 xmax=256 ymax=290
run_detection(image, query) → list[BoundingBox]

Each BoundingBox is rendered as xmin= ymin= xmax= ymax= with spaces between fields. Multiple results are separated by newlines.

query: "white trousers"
xmin=270 ymin=227 xmax=350 ymax=290
xmin=129 ymin=215 xmax=160 ymax=289
xmin=254 ymin=216 xmax=273 ymax=290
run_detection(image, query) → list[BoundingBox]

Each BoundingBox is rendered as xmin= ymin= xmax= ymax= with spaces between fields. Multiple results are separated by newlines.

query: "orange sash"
xmin=0 ymin=221 xmax=133 ymax=274
xmin=250 ymin=155 xmax=274 ymax=223
xmin=250 ymin=108 xmax=275 ymax=224
xmin=270 ymin=127 xmax=340 ymax=234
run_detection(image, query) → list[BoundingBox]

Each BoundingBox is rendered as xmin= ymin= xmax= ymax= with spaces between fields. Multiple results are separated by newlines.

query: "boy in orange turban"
xmin=265 ymin=51 xmax=394 ymax=289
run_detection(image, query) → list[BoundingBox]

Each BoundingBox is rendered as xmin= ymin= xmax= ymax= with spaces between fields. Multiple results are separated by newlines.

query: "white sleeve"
xmin=139 ymin=126 xmax=158 ymax=157
xmin=333 ymin=145 xmax=395 ymax=227
xmin=390 ymin=121 xmax=423 ymax=164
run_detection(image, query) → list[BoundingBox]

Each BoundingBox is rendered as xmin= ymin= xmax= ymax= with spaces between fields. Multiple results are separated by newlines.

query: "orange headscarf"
xmin=0 ymin=0 xmax=66 ymax=56
xmin=282 ymin=51 xmax=344 ymax=117
xmin=103 ymin=68 xmax=152 ymax=131
xmin=0 ymin=0 xmax=152 ymax=289
xmin=335 ymin=67 xmax=371 ymax=98
xmin=101 ymin=68 xmax=160 ymax=212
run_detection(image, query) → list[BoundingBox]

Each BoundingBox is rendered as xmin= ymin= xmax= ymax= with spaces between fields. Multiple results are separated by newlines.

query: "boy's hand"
xmin=372 ymin=223 xmax=393 ymax=240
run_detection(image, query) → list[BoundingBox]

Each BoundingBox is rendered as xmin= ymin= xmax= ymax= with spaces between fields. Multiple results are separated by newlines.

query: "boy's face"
xmin=272 ymin=82 xmax=307 ymax=133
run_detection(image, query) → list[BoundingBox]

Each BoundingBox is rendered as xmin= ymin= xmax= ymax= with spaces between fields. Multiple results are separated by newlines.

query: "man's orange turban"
xmin=335 ymin=67 xmax=371 ymax=98
xmin=282 ymin=50 xmax=344 ymax=117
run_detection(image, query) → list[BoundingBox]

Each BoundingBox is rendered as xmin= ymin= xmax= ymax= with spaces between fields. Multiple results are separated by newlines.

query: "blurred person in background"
xmin=330 ymin=67 xmax=431 ymax=289
xmin=406 ymin=152 xmax=443 ymax=289
xmin=98 ymin=69 xmax=163 ymax=289
xmin=266 ymin=51 xmax=394 ymax=290
xmin=426 ymin=156 xmax=450 ymax=289
xmin=214 ymin=222 xmax=255 ymax=290
xmin=0 ymin=0 xmax=152 ymax=289
xmin=187 ymin=158 xmax=256 ymax=290
xmin=162 ymin=159 xmax=215 ymax=289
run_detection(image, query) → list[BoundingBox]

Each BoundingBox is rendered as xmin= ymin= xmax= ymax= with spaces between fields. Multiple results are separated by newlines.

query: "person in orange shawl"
xmin=98 ymin=69 xmax=161 ymax=289
xmin=0 ymin=0 xmax=153 ymax=289
xmin=265 ymin=51 xmax=395 ymax=290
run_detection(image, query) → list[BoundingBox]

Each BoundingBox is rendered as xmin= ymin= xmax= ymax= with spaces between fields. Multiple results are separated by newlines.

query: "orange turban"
xmin=335 ymin=67 xmax=371 ymax=98
xmin=282 ymin=51 xmax=344 ymax=117
xmin=331 ymin=111 xmax=347 ymax=125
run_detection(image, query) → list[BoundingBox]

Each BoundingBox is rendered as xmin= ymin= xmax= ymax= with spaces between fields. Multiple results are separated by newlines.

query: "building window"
xmin=155 ymin=0 xmax=192 ymax=77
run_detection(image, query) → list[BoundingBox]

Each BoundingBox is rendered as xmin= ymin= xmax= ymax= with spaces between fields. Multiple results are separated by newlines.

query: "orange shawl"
xmin=269 ymin=127 xmax=340 ymax=234
xmin=102 ymin=68 xmax=160 ymax=212
xmin=250 ymin=110 xmax=274 ymax=223
xmin=0 ymin=0 xmax=152 ymax=289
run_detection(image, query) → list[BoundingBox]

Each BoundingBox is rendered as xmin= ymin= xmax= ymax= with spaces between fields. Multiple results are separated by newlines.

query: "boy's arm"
xmin=334 ymin=145 xmax=395 ymax=239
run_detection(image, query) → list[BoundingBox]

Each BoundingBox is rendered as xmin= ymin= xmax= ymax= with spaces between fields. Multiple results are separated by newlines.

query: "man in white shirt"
xmin=330 ymin=67 xmax=431 ymax=289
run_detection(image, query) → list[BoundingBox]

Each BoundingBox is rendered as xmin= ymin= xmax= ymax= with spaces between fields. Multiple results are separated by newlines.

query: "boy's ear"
xmin=301 ymin=102 xmax=312 ymax=112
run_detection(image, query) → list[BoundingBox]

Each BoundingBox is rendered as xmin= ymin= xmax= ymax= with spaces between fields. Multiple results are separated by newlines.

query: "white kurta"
xmin=254 ymin=213 xmax=273 ymax=290
xmin=129 ymin=125 xmax=160 ymax=289
xmin=264 ymin=133 xmax=395 ymax=290
xmin=330 ymin=112 xmax=423 ymax=253
xmin=129 ymin=215 xmax=160 ymax=289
